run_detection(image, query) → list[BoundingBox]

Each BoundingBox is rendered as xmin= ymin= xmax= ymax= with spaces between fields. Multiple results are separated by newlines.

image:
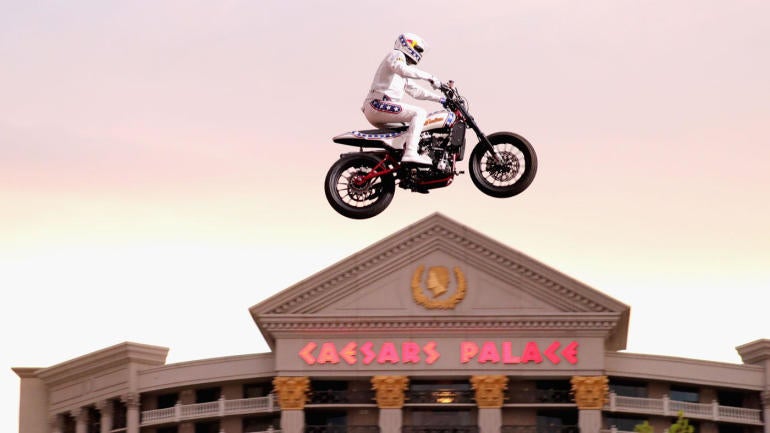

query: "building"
xmin=14 ymin=213 xmax=770 ymax=433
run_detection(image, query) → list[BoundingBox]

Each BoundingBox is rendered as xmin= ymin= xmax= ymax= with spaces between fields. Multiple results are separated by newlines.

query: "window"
xmin=717 ymin=390 xmax=745 ymax=407
xmin=87 ymin=407 xmax=100 ymax=433
xmin=196 ymin=387 xmax=220 ymax=403
xmin=244 ymin=382 xmax=271 ymax=398
xmin=157 ymin=392 xmax=178 ymax=409
xmin=62 ymin=414 xmax=76 ymax=433
xmin=535 ymin=380 xmax=572 ymax=403
xmin=312 ymin=380 xmax=348 ymax=391
xmin=112 ymin=400 xmax=127 ymax=429
xmin=195 ymin=421 xmax=220 ymax=433
xmin=609 ymin=380 xmax=648 ymax=398
xmin=604 ymin=416 xmax=647 ymax=431
xmin=670 ymin=386 xmax=699 ymax=403
xmin=244 ymin=416 xmax=280 ymax=433
xmin=306 ymin=410 xmax=347 ymax=426
xmin=717 ymin=423 xmax=746 ymax=433
xmin=537 ymin=409 xmax=578 ymax=433
xmin=408 ymin=409 xmax=473 ymax=426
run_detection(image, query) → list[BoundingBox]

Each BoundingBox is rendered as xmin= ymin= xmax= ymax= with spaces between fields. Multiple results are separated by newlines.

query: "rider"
xmin=362 ymin=32 xmax=445 ymax=166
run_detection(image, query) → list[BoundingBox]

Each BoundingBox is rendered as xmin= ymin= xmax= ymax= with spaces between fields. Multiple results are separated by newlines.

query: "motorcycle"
xmin=324 ymin=81 xmax=537 ymax=219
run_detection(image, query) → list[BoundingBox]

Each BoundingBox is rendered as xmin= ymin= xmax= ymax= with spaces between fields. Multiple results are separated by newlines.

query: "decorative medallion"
xmin=273 ymin=376 xmax=310 ymax=409
xmin=470 ymin=375 xmax=509 ymax=408
xmin=411 ymin=264 xmax=467 ymax=309
xmin=570 ymin=375 xmax=609 ymax=409
xmin=371 ymin=375 xmax=409 ymax=408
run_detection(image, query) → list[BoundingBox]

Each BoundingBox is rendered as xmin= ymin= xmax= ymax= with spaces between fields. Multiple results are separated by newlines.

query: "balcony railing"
xmin=308 ymin=390 xmax=376 ymax=405
xmin=405 ymin=390 xmax=475 ymax=405
xmin=505 ymin=389 xmax=573 ymax=404
xmin=605 ymin=393 xmax=763 ymax=425
xmin=502 ymin=425 xmax=579 ymax=433
xmin=141 ymin=394 xmax=278 ymax=426
xmin=403 ymin=426 xmax=479 ymax=433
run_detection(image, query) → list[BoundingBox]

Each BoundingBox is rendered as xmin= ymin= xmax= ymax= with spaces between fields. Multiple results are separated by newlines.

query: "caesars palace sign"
xmin=298 ymin=340 xmax=579 ymax=367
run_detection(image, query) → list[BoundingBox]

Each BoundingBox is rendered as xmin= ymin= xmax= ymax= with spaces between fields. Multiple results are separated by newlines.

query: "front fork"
xmin=457 ymin=108 xmax=503 ymax=164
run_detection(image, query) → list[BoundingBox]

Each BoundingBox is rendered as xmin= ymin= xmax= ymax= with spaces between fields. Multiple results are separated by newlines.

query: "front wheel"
xmin=324 ymin=153 xmax=396 ymax=219
xmin=469 ymin=132 xmax=538 ymax=198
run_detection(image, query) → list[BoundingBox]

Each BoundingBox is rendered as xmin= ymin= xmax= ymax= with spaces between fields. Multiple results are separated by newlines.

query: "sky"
xmin=2 ymin=0 xmax=769 ymax=431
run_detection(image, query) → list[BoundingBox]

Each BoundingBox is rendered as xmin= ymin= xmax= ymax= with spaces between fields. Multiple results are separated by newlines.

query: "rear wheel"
xmin=324 ymin=153 xmax=396 ymax=219
xmin=469 ymin=132 xmax=537 ymax=198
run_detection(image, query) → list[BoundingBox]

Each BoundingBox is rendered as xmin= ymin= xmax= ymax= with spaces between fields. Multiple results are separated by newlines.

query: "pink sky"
xmin=2 ymin=1 xmax=770 ymax=431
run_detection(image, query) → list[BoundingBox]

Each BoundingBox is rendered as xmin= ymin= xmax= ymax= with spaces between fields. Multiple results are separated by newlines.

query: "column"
xmin=471 ymin=375 xmax=509 ymax=433
xmin=372 ymin=376 xmax=409 ymax=433
xmin=762 ymin=391 xmax=770 ymax=433
xmin=72 ymin=408 xmax=88 ymax=433
xmin=49 ymin=414 xmax=64 ymax=433
xmin=96 ymin=400 xmax=114 ymax=433
xmin=273 ymin=376 xmax=310 ymax=433
xmin=121 ymin=393 xmax=141 ymax=433
xmin=571 ymin=376 xmax=609 ymax=433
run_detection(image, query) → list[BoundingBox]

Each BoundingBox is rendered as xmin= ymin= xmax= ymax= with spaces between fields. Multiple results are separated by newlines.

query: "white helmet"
xmin=394 ymin=32 xmax=427 ymax=64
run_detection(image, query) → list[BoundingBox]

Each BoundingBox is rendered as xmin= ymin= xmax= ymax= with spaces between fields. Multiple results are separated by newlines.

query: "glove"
xmin=429 ymin=77 xmax=442 ymax=90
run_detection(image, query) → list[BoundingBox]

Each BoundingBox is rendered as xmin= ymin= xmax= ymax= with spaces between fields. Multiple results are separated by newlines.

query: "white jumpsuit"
xmin=361 ymin=50 xmax=443 ymax=152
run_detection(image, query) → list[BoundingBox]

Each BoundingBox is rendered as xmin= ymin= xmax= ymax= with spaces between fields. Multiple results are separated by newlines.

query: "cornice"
xmin=258 ymin=314 xmax=622 ymax=335
xmin=12 ymin=367 xmax=43 ymax=379
xmin=736 ymin=339 xmax=770 ymax=365
xmin=37 ymin=342 xmax=168 ymax=385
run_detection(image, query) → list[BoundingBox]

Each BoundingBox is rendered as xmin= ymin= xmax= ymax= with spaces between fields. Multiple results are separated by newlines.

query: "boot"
xmin=401 ymin=146 xmax=432 ymax=166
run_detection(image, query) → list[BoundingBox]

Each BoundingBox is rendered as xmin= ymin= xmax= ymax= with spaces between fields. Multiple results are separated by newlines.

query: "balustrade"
xmin=308 ymin=390 xmax=376 ymax=405
xmin=606 ymin=392 xmax=762 ymax=425
xmin=505 ymin=389 xmax=573 ymax=404
xmin=140 ymin=394 xmax=277 ymax=426
xmin=405 ymin=390 xmax=475 ymax=404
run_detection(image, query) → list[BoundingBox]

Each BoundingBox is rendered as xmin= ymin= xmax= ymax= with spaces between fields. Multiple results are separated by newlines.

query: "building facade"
xmin=14 ymin=214 xmax=770 ymax=433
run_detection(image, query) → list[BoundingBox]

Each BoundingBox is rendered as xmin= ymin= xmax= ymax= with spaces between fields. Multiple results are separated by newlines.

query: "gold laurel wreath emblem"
xmin=411 ymin=265 xmax=467 ymax=309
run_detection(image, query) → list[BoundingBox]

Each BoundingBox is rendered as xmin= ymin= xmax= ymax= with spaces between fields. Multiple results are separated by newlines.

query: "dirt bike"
xmin=324 ymin=81 xmax=537 ymax=219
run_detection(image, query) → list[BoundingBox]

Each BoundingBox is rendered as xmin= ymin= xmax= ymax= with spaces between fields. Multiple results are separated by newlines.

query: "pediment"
xmin=250 ymin=213 xmax=629 ymax=349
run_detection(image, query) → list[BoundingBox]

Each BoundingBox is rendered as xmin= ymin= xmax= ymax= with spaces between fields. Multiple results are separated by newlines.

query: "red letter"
xmin=502 ymin=342 xmax=521 ymax=364
xmin=478 ymin=341 xmax=501 ymax=364
xmin=424 ymin=341 xmax=440 ymax=365
xmin=460 ymin=342 xmax=479 ymax=363
xmin=339 ymin=342 xmax=357 ymax=365
xmin=361 ymin=341 xmax=377 ymax=365
xmin=299 ymin=342 xmax=317 ymax=365
xmin=521 ymin=342 xmax=543 ymax=364
xmin=562 ymin=341 xmax=578 ymax=364
xmin=316 ymin=342 xmax=340 ymax=364
xmin=544 ymin=341 xmax=561 ymax=364
xmin=402 ymin=342 xmax=421 ymax=364
xmin=378 ymin=342 xmax=400 ymax=364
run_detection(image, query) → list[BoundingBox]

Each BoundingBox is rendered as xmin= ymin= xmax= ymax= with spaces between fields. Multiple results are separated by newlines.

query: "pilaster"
xmin=72 ymin=408 xmax=88 ymax=433
xmin=372 ymin=376 xmax=409 ymax=433
xmin=96 ymin=400 xmax=114 ymax=433
xmin=274 ymin=376 xmax=310 ymax=433
xmin=121 ymin=392 xmax=141 ymax=433
xmin=762 ymin=391 xmax=770 ymax=433
xmin=571 ymin=376 xmax=609 ymax=433
xmin=49 ymin=414 xmax=63 ymax=433
xmin=471 ymin=375 xmax=508 ymax=433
